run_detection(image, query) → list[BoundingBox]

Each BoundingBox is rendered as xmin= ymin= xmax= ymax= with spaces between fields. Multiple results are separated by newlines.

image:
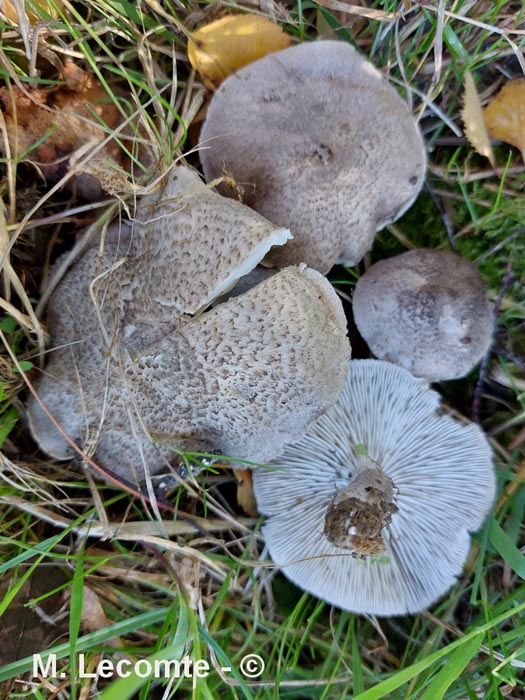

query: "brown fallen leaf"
xmin=461 ymin=71 xmax=495 ymax=167
xmin=235 ymin=468 xmax=258 ymax=516
xmin=187 ymin=14 xmax=291 ymax=88
xmin=0 ymin=62 xmax=150 ymax=199
xmin=483 ymin=78 xmax=525 ymax=163
xmin=0 ymin=567 xmax=68 ymax=666
xmin=81 ymin=585 xmax=110 ymax=633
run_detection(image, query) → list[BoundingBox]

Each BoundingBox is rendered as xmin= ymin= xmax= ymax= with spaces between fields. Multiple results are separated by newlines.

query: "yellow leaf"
xmin=188 ymin=14 xmax=291 ymax=87
xmin=483 ymin=78 xmax=525 ymax=163
xmin=234 ymin=468 xmax=258 ymax=517
xmin=0 ymin=0 xmax=62 ymax=23
xmin=461 ymin=71 xmax=495 ymax=167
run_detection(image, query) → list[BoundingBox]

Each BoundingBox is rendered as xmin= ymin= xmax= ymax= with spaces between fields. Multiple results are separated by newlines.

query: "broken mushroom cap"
xmin=27 ymin=165 xmax=350 ymax=486
xmin=252 ymin=359 xmax=495 ymax=616
xmin=199 ymin=40 xmax=426 ymax=274
xmin=352 ymin=249 xmax=494 ymax=381
xmin=125 ymin=165 xmax=292 ymax=330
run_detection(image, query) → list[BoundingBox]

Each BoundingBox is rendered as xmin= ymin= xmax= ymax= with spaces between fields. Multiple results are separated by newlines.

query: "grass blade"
xmin=419 ymin=632 xmax=483 ymax=700
xmin=0 ymin=608 xmax=168 ymax=683
xmin=490 ymin=519 xmax=525 ymax=579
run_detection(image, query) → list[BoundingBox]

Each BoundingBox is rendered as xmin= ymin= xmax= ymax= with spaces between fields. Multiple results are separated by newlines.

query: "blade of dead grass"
xmin=0 ymin=190 xmax=46 ymax=354
xmin=310 ymin=0 xmax=398 ymax=21
xmin=0 ymin=492 xmax=256 ymax=537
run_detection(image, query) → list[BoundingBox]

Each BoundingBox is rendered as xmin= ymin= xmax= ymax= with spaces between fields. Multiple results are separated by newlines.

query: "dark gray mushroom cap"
xmin=253 ymin=360 xmax=495 ymax=616
xmin=27 ymin=166 xmax=350 ymax=486
xmin=200 ymin=40 xmax=426 ymax=274
xmin=352 ymin=249 xmax=494 ymax=381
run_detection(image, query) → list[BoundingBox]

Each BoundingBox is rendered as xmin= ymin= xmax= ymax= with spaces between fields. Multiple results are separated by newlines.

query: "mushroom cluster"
xmin=27 ymin=37 xmax=497 ymax=619
xmin=253 ymin=361 xmax=495 ymax=616
xmin=194 ymin=38 xmax=495 ymax=614
xmin=28 ymin=165 xmax=350 ymax=486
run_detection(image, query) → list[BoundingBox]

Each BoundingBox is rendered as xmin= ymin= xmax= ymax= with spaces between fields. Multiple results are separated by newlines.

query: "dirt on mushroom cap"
xmin=199 ymin=40 xmax=426 ymax=274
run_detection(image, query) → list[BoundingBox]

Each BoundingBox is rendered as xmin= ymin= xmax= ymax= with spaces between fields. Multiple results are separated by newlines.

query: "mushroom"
xmin=352 ymin=249 xmax=494 ymax=381
xmin=27 ymin=165 xmax=350 ymax=486
xmin=199 ymin=40 xmax=426 ymax=274
xmin=252 ymin=359 xmax=495 ymax=616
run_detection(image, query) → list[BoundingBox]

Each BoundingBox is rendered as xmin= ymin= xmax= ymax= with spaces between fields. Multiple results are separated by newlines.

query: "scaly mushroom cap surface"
xmin=27 ymin=166 xmax=350 ymax=485
xmin=352 ymin=249 xmax=493 ymax=381
xmin=253 ymin=360 xmax=495 ymax=616
xmin=199 ymin=40 xmax=426 ymax=274
xmin=120 ymin=165 xmax=292 ymax=349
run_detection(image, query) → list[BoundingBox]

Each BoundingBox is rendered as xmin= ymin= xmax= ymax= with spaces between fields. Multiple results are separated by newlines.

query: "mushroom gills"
xmin=253 ymin=359 xmax=496 ymax=616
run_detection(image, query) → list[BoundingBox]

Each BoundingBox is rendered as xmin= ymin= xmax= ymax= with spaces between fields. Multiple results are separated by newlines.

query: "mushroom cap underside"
xmin=253 ymin=360 xmax=495 ymax=616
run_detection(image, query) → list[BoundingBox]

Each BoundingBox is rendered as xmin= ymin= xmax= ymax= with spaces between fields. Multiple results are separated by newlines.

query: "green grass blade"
xmin=419 ymin=632 xmax=483 ymax=700
xmin=353 ymin=598 xmax=525 ymax=700
xmin=98 ymin=601 xmax=189 ymax=699
xmin=69 ymin=539 xmax=87 ymax=698
xmin=351 ymin=618 xmax=364 ymax=695
xmin=0 ymin=535 xmax=62 ymax=573
xmin=0 ymin=406 xmax=18 ymax=448
xmin=98 ymin=644 xmax=186 ymax=699
xmin=490 ymin=519 xmax=525 ymax=579
xmin=198 ymin=623 xmax=254 ymax=699
xmin=0 ymin=608 xmax=169 ymax=682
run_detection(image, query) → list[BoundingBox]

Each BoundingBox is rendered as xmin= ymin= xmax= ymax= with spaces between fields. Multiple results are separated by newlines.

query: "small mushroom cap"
xmin=352 ymin=249 xmax=494 ymax=381
xmin=27 ymin=167 xmax=350 ymax=484
xmin=200 ymin=40 xmax=426 ymax=274
xmin=253 ymin=360 xmax=495 ymax=616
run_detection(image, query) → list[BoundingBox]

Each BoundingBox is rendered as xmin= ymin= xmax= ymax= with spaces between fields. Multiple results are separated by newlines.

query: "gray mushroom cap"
xmin=252 ymin=360 xmax=495 ymax=616
xmin=352 ymin=249 xmax=494 ymax=381
xmin=27 ymin=166 xmax=350 ymax=486
xmin=199 ymin=40 xmax=426 ymax=274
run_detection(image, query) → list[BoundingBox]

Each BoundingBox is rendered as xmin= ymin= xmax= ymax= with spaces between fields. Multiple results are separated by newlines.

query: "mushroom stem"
xmin=324 ymin=464 xmax=398 ymax=557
